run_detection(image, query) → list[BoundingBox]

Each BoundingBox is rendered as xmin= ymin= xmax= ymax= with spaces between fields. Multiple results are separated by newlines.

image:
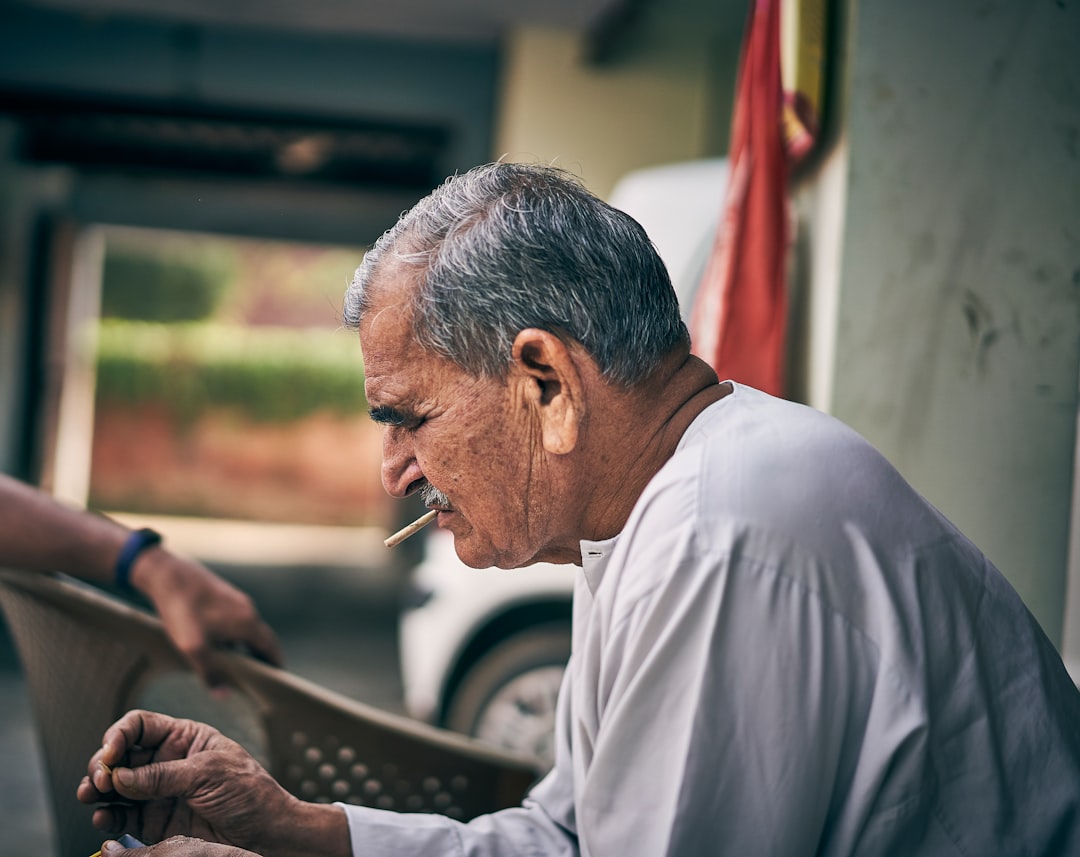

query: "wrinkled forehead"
xmin=360 ymin=310 xmax=422 ymax=416
xmin=359 ymin=282 xmax=417 ymax=363
xmin=359 ymin=257 xmax=448 ymax=396
xmin=360 ymin=290 xmax=475 ymax=419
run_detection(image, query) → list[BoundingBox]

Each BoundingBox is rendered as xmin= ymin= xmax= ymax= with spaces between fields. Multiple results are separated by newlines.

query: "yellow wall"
xmin=494 ymin=25 xmax=738 ymax=199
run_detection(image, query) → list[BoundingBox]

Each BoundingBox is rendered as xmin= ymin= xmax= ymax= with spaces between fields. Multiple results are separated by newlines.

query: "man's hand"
xmin=130 ymin=550 xmax=284 ymax=687
xmin=77 ymin=710 xmax=288 ymax=851
xmin=76 ymin=710 xmax=349 ymax=857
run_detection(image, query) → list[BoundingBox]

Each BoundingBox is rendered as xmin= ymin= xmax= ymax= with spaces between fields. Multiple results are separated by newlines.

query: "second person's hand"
xmin=128 ymin=549 xmax=285 ymax=687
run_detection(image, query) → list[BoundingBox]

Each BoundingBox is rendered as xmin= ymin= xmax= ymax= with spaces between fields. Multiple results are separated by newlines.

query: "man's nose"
xmin=381 ymin=429 xmax=423 ymax=498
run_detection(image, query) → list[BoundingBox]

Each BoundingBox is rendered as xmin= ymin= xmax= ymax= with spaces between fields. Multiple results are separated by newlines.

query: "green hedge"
xmin=101 ymin=250 xmax=232 ymax=322
xmin=95 ymin=321 xmax=367 ymax=423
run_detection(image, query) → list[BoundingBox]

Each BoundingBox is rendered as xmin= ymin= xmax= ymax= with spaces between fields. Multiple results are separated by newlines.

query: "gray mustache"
xmin=419 ymin=482 xmax=451 ymax=509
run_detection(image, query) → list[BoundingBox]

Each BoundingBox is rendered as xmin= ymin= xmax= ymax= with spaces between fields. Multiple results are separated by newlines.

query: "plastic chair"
xmin=0 ymin=568 xmax=544 ymax=857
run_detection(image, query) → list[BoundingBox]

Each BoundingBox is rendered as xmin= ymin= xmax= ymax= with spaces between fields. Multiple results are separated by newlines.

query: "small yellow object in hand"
xmin=89 ymin=833 xmax=145 ymax=855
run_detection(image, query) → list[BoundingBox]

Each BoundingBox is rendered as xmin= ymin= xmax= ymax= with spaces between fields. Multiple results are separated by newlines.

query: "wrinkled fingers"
xmin=90 ymin=801 xmax=133 ymax=834
xmin=102 ymin=710 xmax=181 ymax=759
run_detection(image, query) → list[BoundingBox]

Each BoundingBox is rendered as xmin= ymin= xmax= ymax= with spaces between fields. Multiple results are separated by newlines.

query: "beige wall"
xmin=494 ymin=24 xmax=738 ymax=199
xmin=829 ymin=0 xmax=1080 ymax=646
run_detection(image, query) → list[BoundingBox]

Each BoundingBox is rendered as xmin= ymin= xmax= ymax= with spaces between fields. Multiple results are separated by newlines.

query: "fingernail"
xmin=115 ymin=768 xmax=135 ymax=788
xmin=102 ymin=841 xmax=123 ymax=853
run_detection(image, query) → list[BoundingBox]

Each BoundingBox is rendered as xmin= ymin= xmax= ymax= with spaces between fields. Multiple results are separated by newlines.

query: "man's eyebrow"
xmin=369 ymin=405 xmax=409 ymax=426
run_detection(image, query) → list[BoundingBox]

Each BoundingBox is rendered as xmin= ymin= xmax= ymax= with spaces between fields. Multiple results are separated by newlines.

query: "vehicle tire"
xmin=445 ymin=622 xmax=570 ymax=770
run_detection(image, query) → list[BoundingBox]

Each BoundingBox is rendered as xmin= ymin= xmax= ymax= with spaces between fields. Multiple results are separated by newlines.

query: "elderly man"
xmin=80 ymin=163 xmax=1080 ymax=856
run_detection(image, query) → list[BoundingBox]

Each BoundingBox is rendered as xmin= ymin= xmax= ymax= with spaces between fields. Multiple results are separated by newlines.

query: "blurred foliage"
xmin=100 ymin=248 xmax=235 ymax=322
xmin=95 ymin=321 xmax=367 ymax=423
xmin=217 ymin=241 xmax=360 ymax=328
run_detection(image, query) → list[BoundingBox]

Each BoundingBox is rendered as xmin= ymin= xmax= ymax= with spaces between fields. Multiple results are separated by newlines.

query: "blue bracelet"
xmin=115 ymin=527 xmax=162 ymax=591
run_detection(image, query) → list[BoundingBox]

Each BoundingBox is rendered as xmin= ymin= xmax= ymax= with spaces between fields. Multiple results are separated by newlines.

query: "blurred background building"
xmin=0 ymin=0 xmax=745 ymax=544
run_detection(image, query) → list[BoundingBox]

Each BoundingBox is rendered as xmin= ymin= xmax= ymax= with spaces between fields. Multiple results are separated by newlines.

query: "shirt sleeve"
xmin=334 ymin=598 xmax=582 ymax=857
xmin=336 ymin=800 xmax=577 ymax=857
xmin=335 ymin=762 xmax=579 ymax=857
xmin=574 ymin=519 xmax=881 ymax=856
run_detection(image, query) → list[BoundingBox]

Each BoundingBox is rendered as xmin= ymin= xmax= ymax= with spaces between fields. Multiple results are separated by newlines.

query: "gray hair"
xmin=343 ymin=161 xmax=688 ymax=386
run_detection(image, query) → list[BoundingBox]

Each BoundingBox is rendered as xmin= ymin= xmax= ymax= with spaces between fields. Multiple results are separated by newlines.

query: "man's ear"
xmin=511 ymin=328 xmax=583 ymax=455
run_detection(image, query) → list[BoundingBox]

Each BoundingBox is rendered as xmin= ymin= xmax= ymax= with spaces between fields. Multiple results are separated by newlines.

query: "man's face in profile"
xmin=359 ymin=274 xmax=561 ymax=570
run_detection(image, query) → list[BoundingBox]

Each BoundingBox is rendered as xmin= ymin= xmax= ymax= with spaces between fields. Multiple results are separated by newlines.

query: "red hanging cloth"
xmin=689 ymin=0 xmax=793 ymax=397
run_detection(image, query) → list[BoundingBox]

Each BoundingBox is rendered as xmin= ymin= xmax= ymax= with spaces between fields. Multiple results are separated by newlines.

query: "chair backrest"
xmin=0 ymin=568 xmax=544 ymax=857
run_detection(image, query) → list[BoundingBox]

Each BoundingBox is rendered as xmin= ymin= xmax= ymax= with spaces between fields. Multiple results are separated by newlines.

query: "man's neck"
xmin=574 ymin=349 xmax=730 ymax=545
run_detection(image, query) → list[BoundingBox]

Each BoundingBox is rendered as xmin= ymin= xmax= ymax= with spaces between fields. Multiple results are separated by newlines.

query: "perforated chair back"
xmin=0 ymin=568 xmax=544 ymax=857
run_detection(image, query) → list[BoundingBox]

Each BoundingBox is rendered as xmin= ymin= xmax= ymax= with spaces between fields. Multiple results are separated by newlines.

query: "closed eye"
xmin=369 ymin=405 xmax=407 ymax=426
xmin=369 ymin=405 xmax=424 ymax=430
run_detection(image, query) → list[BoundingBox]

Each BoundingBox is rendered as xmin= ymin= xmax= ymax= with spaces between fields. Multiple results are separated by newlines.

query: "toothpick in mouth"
xmin=384 ymin=509 xmax=439 ymax=548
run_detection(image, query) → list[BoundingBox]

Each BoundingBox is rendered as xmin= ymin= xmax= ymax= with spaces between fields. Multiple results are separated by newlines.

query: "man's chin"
xmin=452 ymin=541 xmax=503 ymax=570
xmin=451 ymin=533 xmax=527 ymax=570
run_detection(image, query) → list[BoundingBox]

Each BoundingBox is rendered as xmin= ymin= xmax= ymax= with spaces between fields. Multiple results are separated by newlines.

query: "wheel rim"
xmin=472 ymin=665 xmax=564 ymax=768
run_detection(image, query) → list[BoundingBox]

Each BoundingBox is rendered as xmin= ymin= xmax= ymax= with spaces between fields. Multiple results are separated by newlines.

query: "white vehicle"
xmin=397 ymin=159 xmax=729 ymax=767
xmin=399 ymin=530 xmax=575 ymax=768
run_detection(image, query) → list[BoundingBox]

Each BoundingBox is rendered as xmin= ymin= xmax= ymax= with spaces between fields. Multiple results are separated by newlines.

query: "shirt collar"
xmin=579 ymin=535 xmax=618 ymax=594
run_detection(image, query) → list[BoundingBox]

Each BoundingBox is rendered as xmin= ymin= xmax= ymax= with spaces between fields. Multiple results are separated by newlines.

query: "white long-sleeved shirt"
xmin=342 ymin=383 xmax=1080 ymax=856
